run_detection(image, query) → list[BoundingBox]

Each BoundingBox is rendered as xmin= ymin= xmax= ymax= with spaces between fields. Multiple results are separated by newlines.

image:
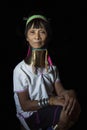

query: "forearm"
xmin=22 ymin=97 xmax=64 ymax=111
xmin=49 ymin=96 xmax=65 ymax=106
xmin=55 ymin=81 xmax=76 ymax=97
xmin=60 ymin=89 xmax=76 ymax=98
xmin=20 ymin=98 xmax=50 ymax=111
xmin=20 ymin=99 xmax=41 ymax=111
xmin=55 ymin=81 xmax=66 ymax=96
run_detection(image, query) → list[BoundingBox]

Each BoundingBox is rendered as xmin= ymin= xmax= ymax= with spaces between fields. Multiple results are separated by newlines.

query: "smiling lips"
xmin=34 ymin=41 xmax=41 ymax=43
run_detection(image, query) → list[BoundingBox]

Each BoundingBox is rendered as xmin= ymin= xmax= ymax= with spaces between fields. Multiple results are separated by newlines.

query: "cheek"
xmin=26 ymin=33 xmax=31 ymax=41
xmin=26 ymin=36 xmax=31 ymax=42
xmin=43 ymin=36 xmax=47 ymax=42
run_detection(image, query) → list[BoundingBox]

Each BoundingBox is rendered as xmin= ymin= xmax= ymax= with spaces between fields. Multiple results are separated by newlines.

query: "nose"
xmin=35 ymin=32 xmax=40 ymax=39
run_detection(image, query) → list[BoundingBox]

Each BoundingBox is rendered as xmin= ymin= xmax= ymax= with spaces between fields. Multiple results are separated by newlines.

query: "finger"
xmin=65 ymin=98 xmax=74 ymax=115
xmin=63 ymin=96 xmax=69 ymax=111
xmin=68 ymin=99 xmax=76 ymax=115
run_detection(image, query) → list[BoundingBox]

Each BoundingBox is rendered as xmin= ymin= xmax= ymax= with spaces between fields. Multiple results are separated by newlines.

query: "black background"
xmin=1 ymin=1 xmax=87 ymax=130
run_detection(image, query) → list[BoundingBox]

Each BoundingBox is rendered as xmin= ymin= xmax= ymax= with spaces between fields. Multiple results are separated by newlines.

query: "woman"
xmin=13 ymin=14 xmax=81 ymax=130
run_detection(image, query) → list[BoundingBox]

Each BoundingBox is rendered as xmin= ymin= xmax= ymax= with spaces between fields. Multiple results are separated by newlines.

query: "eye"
xmin=40 ymin=30 xmax=46 ymax=34
xmin=30 ymin=30 xmax=35 ymax=34
xmin=41 ymin=31 xmax=45 ymax=33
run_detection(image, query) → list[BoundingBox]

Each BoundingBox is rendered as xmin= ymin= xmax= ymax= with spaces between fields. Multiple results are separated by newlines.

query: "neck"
xmin=25 ymin=48 xmax=48 ymax=68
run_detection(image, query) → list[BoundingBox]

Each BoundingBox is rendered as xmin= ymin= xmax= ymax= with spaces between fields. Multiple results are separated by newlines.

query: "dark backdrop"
xmin=1 ymin=1 xmax=86 ymax=130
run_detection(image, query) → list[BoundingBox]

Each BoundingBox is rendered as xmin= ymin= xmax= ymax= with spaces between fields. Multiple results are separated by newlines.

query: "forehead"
xmin=30 ymin=24 xmax=46 ymax=30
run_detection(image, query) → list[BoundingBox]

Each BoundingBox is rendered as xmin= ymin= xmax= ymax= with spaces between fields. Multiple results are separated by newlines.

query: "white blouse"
xmin=13 ymin=60 xmax=60 ymax=119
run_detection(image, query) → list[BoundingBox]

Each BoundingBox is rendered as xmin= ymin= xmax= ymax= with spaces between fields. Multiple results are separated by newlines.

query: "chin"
xmin=33 ymin=46 xmax=41 ymax=49
xmin=33 ymin=45 xmax=44 ymax=49
xmin=31 ymin=44 xmax=46 ymax=49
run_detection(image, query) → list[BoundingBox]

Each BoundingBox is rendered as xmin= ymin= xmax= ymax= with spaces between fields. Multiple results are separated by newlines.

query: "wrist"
xmin=49 ymin=97 xmax=54 ymax=105
xmin=38 ymin=98 xmax=49 ymax=108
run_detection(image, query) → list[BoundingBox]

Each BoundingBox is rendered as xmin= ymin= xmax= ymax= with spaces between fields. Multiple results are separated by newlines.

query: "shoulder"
xmin=13 ymin=60 xmax=25 ymax=74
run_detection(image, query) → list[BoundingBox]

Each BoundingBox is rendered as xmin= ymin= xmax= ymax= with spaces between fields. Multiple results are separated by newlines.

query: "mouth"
xmin=34 ymin=41 xmax=41 ymax=43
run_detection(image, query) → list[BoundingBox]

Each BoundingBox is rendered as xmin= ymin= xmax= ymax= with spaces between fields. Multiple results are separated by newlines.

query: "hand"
xmin=49 ymin=96 xmax=65 ymax=106
xmin=61 ymin=89 xmax=77 ymax=115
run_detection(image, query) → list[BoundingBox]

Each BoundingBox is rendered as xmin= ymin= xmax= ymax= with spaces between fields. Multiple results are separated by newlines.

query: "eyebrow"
xmin=29 ymin=28 xmax=46 ymax=31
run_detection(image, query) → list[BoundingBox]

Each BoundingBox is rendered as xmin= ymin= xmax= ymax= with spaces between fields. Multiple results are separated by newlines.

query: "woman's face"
xmin=26 ymin=25 xmax=47 ymax=49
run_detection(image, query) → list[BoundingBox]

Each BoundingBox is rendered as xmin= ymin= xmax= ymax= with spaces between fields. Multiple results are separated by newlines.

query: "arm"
xmin=17 ymin=88 xmax=65 ymax=111
xmin=54 ymin=81 xmax=79 ymax=115
xmin=48 ymin=81 xmax=65 ymax=106
xmin=54 ymin=80 xmax=76 ymax=97
xmin=13 ymin=67 xmax=41 ymax=111
xmin=17 ymin=89 xmax=40 ymax=111
xmin=55 ymin=81 xmax=66 ymax=96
